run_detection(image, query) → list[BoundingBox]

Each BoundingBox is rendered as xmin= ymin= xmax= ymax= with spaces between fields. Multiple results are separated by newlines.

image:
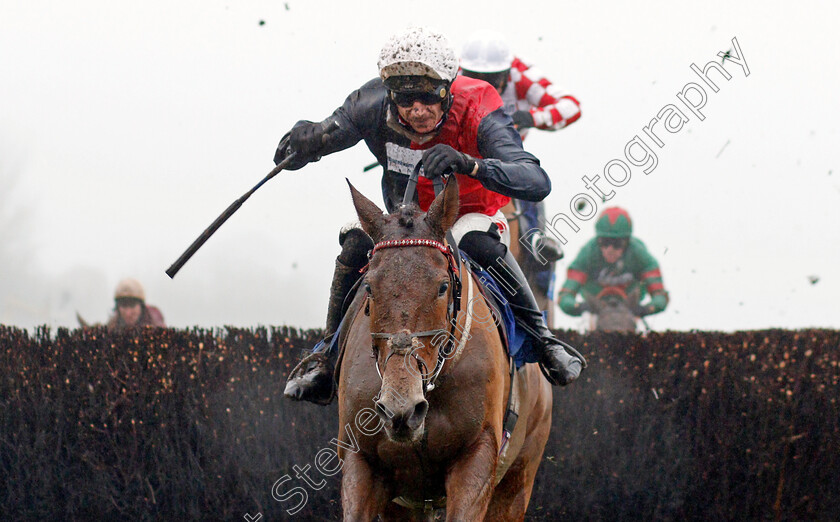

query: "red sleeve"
xmin=510 ymin=57 xmax=581 ymax=130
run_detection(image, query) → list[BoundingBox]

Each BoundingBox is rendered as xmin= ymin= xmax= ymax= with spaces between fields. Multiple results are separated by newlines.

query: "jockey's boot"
xmin=283 ymin=227 xmax=372 ymax=405
xmin=495 ymin=249 xmax=584 ymax=386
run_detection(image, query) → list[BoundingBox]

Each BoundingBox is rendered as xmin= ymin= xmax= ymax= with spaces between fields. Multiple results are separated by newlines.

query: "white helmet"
xmin=378 ymin=27 xmax=459 ymax=83
xmin=460 ymin=30 xmax=513 ymax=73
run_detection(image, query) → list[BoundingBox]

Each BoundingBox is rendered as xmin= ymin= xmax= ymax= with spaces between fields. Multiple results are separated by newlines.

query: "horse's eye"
xmin=438 ymin=281 xmax=449 ymax=297
xmin=363 ymin=282 xmax=372 ymax=297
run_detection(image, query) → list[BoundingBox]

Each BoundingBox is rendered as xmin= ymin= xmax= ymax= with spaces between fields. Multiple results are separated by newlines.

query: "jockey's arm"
xmin=511 ymin=57 xmax=581 ymax=131
xmin=316 ymin=79 xmax=386 ymax=155
xmin=636 ymin=245 xmax=669 ymax=315
xmin=274 ymin=79 xmax=384 ymax=168
xmin=558 ymin=289 xmax=583 ymax=316
xmin=558 ymin=268 xmax=588 ymax=316
xmin=474 ymin=108 xmax=550 ymax=201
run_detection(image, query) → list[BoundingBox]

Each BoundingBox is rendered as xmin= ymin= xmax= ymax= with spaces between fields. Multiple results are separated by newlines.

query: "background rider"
xmin=106 ymin=278 xmax=166 ymax=331
xmin=458 ymin=30 xmax=582 ymax=309
xmin=558 ymin=207 xmax=669 ymax=322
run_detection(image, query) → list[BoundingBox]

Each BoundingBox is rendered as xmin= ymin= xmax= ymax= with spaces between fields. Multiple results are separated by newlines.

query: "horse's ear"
xmin=425 ymin=177 xmax=459 ymax=238
xmin=347 ymin=179 xmax=385 ymax=241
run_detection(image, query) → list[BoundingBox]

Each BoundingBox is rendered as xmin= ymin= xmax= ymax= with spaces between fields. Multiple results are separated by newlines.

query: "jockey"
xmin=558 ymin=207 xmax=669 ymax=319
xmin=106 ymin=278 xmax=166 ymax=331
xmin=276 ymin=27 xmax=583 ymax=405
xmin=459 ymin=30 xmax=582 ymax=296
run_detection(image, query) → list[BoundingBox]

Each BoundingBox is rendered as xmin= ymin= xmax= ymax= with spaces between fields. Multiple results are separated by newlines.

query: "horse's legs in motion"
xmin=444 ymin=430 xmax=499 ymax=520
xmin=483 ymin=454 xmax=544 ymax=521
xmin=484 ymin=416 xmax=550 ymax=520
xmin=341 ymin=452 xmax=391 ymax=522
xmin=484 ymin=464 xmax=529 ymax=522
xmin=381 ymin=503 xmax=434 ymax=522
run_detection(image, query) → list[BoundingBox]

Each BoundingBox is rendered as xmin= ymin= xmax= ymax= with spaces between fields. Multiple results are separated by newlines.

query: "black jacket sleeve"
xmin=298 ymin=78 xmax=388 ymax=158
xmin=475 ymin=108 xmax=551 ymax=202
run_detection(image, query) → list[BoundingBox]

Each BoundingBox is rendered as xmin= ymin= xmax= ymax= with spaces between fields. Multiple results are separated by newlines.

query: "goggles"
xmin=384 ymin=75 xmax=449 ymax=107
xmin=116 ymin=297 xmax=142 ymax=308
xmin=597 ymin=237 xmax=628 ymax=249
xmin=390 ymin=88 xmax=447 ymax=108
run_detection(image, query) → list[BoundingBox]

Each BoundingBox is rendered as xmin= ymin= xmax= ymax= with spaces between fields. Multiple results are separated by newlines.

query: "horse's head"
xmin=347 ymin=177 xmax=459 ymax=443
xmin=585 ymin=286 xmax=640 ymax=332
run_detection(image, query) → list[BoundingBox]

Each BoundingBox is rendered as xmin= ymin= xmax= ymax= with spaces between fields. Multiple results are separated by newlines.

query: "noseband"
xmin=363 ymin=238 xmax=462 ymax=394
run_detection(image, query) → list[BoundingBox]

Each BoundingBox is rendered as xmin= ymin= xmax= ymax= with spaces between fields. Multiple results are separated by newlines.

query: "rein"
xmin=362 ymin=237 xmax=463 ymax=395
xmin=361 ymin=161 xmax=468 ymax=395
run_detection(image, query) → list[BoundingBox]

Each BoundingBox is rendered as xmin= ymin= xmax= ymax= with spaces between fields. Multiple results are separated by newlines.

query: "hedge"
xmin=1 ymin=326 xmax=837 ymax=520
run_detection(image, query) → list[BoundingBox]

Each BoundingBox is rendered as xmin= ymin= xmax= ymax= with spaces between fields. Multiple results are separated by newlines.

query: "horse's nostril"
xmin=414 ymin=400 xmax=428 ymax=419
xmin=407 ymin=400 xmax=429 ymax=430
xmin=374 ymin=401 xmax=391 ymax=423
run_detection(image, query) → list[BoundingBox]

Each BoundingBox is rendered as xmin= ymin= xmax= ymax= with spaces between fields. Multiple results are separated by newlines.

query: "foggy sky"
xmin=1 ymin=0 xmax=838 ymax=333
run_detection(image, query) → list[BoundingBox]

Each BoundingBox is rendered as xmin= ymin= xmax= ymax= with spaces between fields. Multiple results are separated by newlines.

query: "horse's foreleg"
xmin=341 ymin=452 xmax=391 ymax=522
xmin=483 ymin=444 xmax=541 ymax=521
xmin=444 ymin=430 xmax=498 ymax=521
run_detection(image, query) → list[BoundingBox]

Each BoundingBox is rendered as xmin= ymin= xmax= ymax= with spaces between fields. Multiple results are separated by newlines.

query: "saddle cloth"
xmin=465 ymin=256 xmax=539 ymax=369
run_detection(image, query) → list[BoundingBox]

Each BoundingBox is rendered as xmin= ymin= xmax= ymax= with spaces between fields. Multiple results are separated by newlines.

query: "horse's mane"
xmin=396 ymin=205 xmax=416 ymax=229
xmin=380 ymin=203 xmax=444 ymax=243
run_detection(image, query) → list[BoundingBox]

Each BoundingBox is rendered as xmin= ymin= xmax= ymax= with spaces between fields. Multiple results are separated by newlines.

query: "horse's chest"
xmin=376 ymin=410 xmax=481 ymax=470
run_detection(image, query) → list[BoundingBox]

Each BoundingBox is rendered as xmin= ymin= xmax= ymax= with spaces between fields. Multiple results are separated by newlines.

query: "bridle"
xmin=362 ymin=237 xmax=463 ymax=395
xmin=360 ymin=161 xmax=469 ymax=395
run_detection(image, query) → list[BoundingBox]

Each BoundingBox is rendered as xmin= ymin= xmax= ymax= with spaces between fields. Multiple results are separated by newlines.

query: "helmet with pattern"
xmin=114 ymin=278 xmax=146 ymax=303
xmin=595 ymin=207 xmax=633 ymax=238
xmin=378 ymin=27 xmax=458 ymax=113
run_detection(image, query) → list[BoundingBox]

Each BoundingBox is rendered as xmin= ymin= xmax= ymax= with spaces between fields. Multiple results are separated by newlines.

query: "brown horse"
xmin=334 ymin=179 xmax=554 ymax=521
xmin=583 ymin=286 xmax=640 ymax=332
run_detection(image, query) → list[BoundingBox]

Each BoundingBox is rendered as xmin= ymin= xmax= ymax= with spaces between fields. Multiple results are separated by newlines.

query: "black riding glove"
xmin=273 ymin=131 xmax=303 ymax=170
xmin=421 ymin=144 xmax=478 ymax=179
xmin=273 ymin=120 xmax=334 ymax=170
xmin=291 ymin=121 xmax=331 ymax=159
xmin=512 ymin=110 xmax=535 ymax=129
